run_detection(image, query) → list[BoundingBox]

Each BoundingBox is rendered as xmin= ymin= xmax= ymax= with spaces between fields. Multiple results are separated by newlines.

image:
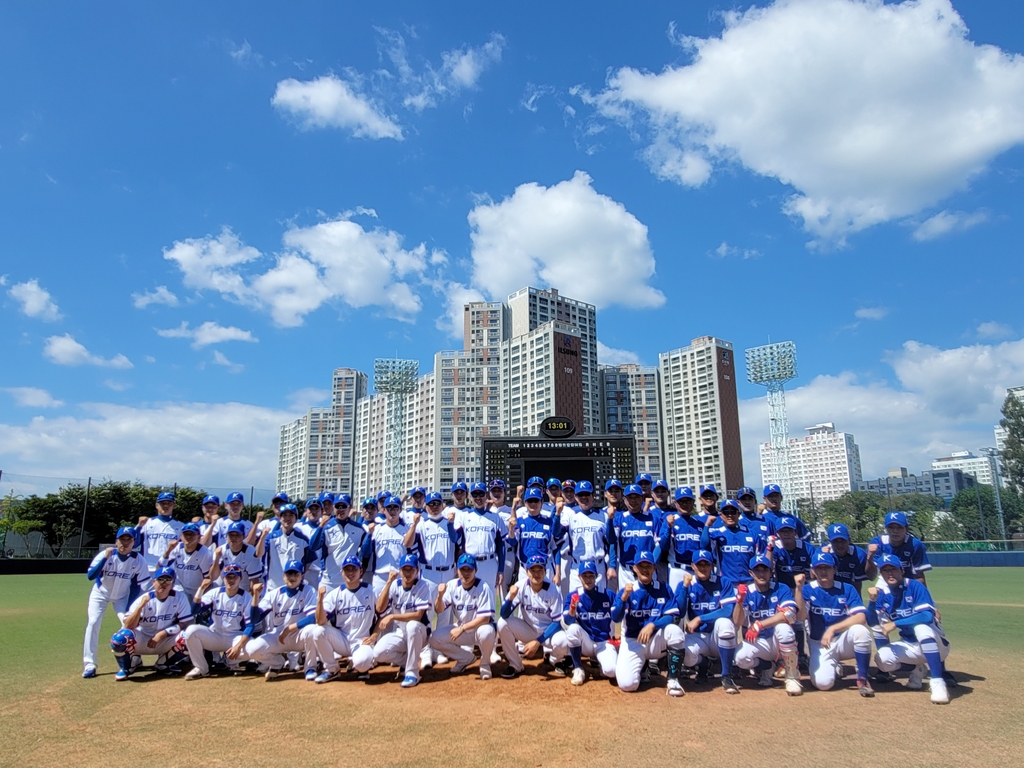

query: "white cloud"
xmin=212 ymin=350 xmax=244 ymax=374
xmin=977 ymin=321 xmax=1014 ymax=340
xmin=43 ymin=334 xmax=132 ymax=369
xmin=912 ymin=209 xmax=988 ymax=241
xmin=286 ymin=388 xmax=330 ymax=410
xmin=597 ymin=340 xmax=641 ymax=366
xmin=466 ymin=171 xmax=665 ymax=310
xmin=103 ymin=380 xmax=131 ymax=392
xmin=594 ymin=0 xmax=1024 ymax=245
xmin=3 ymin=387 xmax=63 ymax=408
xmin=272 ymin=74 xmax=403 ymax=140
xmin=855 ymin=306 xmax=889 ymax=321
xmin=8 ymin=279 xmax=61 ymax=321
xmin=229 ymin=39 xmax=262 ymax=66
xmin=0 ymin=401 xmax=296 ymax=487
xmin=441 ymin=33 xmax=505 ymax=90
xmin=436 ymin=282 xmax=486 ymax=339
xmin=521 ymin=83 xmax=555 ymax=112
xmin=711 ymin=241 xmax=761 ymax=259
xmin=163 ymin=227 xmax=261 ymax=301
xmin=156 ymin=321 xmax=258 ymax=348
xmin=132 ymin=286 xmax=179 ymax=309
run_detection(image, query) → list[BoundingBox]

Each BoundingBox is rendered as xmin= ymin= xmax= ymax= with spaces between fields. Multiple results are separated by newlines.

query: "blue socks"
xmin=854 ymin=650 xmax=870 ymax=679
xmin=718 ymin=646 xmax=734 ymax=677
xmin=569 ymin=646 xmax=582 ymax=670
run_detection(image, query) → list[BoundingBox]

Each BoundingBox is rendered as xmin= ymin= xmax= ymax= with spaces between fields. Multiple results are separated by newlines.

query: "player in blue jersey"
xmin=498 ymin=554 xmax=565 ymax=679
xmin=610 ymin=550 xmax=685 ymax=696
xmin=662 ymin=486 xmax=708 ymax=591
xmin=733 ymin=555 xmax=802 ymax=695
xmin=552 ymin=559 xmax=618 ymax=685
xmin=678 ymin=550 xmax=738 ymax=687
xmin=372 ymin=555 xmax=432 ymax=688
xmin=736 ymin=486 xmax=773 ymax=544
xmin=635 ymin=472 xmax=654 ymax=499
xmin=82 ymin=527 xmax=150 ymax=678
xmin=771 ymin=516 xmax=814 ymax=671
xmin=608 ymin=484 xmax=666 ymax=588
xmin=115 ymin=565 xmax=194 ymax=679
xmin=542 ymin=478 xmax=563 ymax=513
xmin=698 ymin=484 xmax=720 ymax=518
xmin=869 ymin=554 xmax=952 ymax=704
xmin=558 ymin=481 xmax=611 ymax=591
xmin=603 ymin=478 xmax=627 ymax=516
xmin=315 ymin=493 xmax=371 ymax=591
xmin=821 ymin=523 xmax=874 ymax=594
xmin=868 ymin=511 xmax=931 ymax=584
xmin=761 ymin=484 xmax=811 ymax=541
xmin=510 ymin=487 xmax=558 ymax=581
xmin=701 ymin=500 xmax=767 ymax=586
xmin=243 ymin=559 xmax=319 ymax=680
xmin=308 ymin=556 xmax=378 ymax=683
xmin=182 ymin=563 xmax=252 ymax=678
xmin=255 ymin=503 xmax=315 ymax=591
xmin=405 ymin=491 xmax=459 ymax=669
xmin=795 ymin=552 xmax=874 ymax=697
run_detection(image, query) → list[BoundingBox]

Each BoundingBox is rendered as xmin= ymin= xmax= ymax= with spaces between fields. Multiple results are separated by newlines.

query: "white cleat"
xmin=479 ymin=667 xmax=492 ymax=680
xmin=930 ymin=677 xmax=949 ymax=705
xmin=907 ymin=665 xmax=925 ymax=690
xmin=489 ymin=651 xmax=502 ymax=666
xmin=785 ymin=678 xmax=804 ymax=696
xmin=184 ymin=668 xmax=206 ymax=681
xmin=436 ymin=654 xmax=448 ymax=665
xmin=667 ymin=678 xmax=685 ymax=697
xmin=571 ymin=667 xmax=586 ymax=686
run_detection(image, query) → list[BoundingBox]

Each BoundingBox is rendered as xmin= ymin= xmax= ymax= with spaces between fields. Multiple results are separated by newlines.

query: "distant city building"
xmin=761 ymin=423 xmax=862 ymax=503
xmin=599 ymin=363 xmax=663 ymax=476
xmin=858 ymin=466 xmax=975 ymax=507
xmin=931 ymin=450 xmax=999 ymax=487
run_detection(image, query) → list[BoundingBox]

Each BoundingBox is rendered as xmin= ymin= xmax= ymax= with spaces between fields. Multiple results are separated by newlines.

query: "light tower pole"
xmin=374 ymin=358 xmax=419 ymax=494
xmin=746 ymin=341 xmax=798 ymax=512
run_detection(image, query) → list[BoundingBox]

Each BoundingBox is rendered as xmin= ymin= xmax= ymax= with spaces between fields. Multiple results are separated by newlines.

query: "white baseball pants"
xmin=682 ymin=618 xmax=737 ymax=667
xmin=556 ymin=623 xmax=617 ymax=678
xmin=372 ymin=621 xmax=428 ymax=680
xmin=306 ymin=624 xmax=375 ymax=673
xmin=874 ymin=623 xmax=950 ymax=672
xmin=615 ymin=624 xmax=685 ymax=692
xmin=244 ymin=626 xmax=318 ymax=672
xmin=735 ymin=623 xmax=796 ymax=669
xmin=83 ymin=590 xmax=130 ymax=668
xmin=429 ymin=623 xmax=496 ymax=674
xmin=183 ymin=625 xmax=246 ymax=675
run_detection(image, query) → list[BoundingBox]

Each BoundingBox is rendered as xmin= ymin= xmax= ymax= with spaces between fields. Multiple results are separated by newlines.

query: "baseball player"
xmin=497 ymin=554 xmax=566 ymax=679
xmin=246 ymin=491 xmax=289 ymax=545
xmin=558 ymin=481 xmax=611 ymax=591
xmin=134 ymin=491 xmax=184 ymax=573
xmin=243 ymin=559 xmax=319 ymax=680
xmin=488 ymin=480 xmax=517 ymax=598
xmin=868 ymin=511 xmax=931 ymax=585
xmin=698 ymin=483 xmax=720 ymax=517
xmin=372 ymin=554 xmax=432 ymax=687
xmin=255 ymin=503 xmax=315 ymax=592
xmin=360 ymin=497 xmax=378 ymax=526
xmin=182 ymin=563 xmax=252 ymax=678
xmin=555 ymin=480 xmax=577 ymax=595
xmin=647 ymin=480 xmax=674 ymax=583
xmin=603 ymin=479 xmax=626 ymax=515
xmin=635 ymin=473 xmax=653 ymax=499
xmin=445 ymin=481 xmax=470 ymax=520
xmin=510 ymin=487 xmax=558 ymax=584
xmin=113 ymin=565 xmax=193 ymax=680
xmin=307 ymin=556 xmax=377 ymax=683
xmin=771 ymin=516 xmax=814 ymax=669
xmin=402 ymin=487 xmax=428 ymax=525
xmin=701 ymin=499 xmax=767 ymax=586
xmin=733 ymin=555 xmax=802 ymax=695
xmin=761 ymin=484 xmax=811 ymax=541
xmin=295 ymin=498 xmax=324 ymax=587
xmin=551 ymin=559 xmax=617 ymax=685
xmin=822 ymin=523 xmax=874 ymax=594
xmin=609 ymin=550 xmax=685 ymax=695
xmin=429 ymin=553 xmax=497 ymax=679
xmin=197 ymin=495 xmax=220 ymax=541
xmin=736 ymin=486 xmax=773 ymax=544
xmin=607 ymin=483 xmax=666 ymax=588
xmin=404 ymin=491 xmax=458 ymax=669
xmin=678 ymin=549 xmax=738 ymax=686
xmin=210 ymin=520 xmax=263 ymax=590
xmin=157 ymin=522 xmax=213 ymax=604
xmin=662 ymin=486 xmax=708 ymax=591
xmin=315 ymin=493 xmax=371 ymax=591
xmin=869 ymin=554 xmax=952 ymax=703
xmin=455 ymin=483 xmax=506 ymax=590
xmin=794 ymin=552 xmax=874 ymax=697
xmin=370 ymin=497 xmax=412 ymax=596
xmin=203 ymin=492 xmax=252 ymax=548
xmin=82 ymin=526 xmax=150 ymax=678
xmin=542 ymin=477 xmax=563 ymax=513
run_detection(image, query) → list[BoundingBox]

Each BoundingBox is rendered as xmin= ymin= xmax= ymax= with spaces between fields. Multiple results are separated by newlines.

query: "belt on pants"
xmin=424 ymin=564 xmax=454 ymax=572
xmin=470 ymin=553 xmax=496 ymax=562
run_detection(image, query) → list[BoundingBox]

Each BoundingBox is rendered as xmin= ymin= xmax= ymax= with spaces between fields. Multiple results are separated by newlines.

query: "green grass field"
xmin=1 ymin=568 xmax=1023 ymax=767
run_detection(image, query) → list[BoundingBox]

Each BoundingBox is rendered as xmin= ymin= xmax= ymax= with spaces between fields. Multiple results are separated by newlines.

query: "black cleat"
xmin=721 ymin=675 xmax=740 ymax=694
xmin=501 ymin=665 xmax=522 ymax=679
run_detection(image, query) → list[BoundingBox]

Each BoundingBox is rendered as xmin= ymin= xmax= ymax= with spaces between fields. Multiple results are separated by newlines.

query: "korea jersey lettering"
xmin=702 ymin=522 xmax=766 ymax=584
xmin=507 ymin=579 xmax=562 ymax=633
xmin=870 ymin=578 xmax=940 ymax=641
xmin=210 ymin=516 xmax=253 ymax=547
xmin=512 ymin=512 xmax=557 ymax=565
xmin=667 ymin=513 xmax=707 ymax=567
xmin=610 ymin=509 xmax=665 ymax=567
xmin=371 ymin=522 xmax=411 ymax=579
xmin=263 ymin=528 xmax=314 ymax=590
xmin=413 ymin=516 xmax=459 ymax=572
xmin=441 ymin=577 xmax=495 ymax=625
xmin=137 ymin=515 xmax=184 ymax=571
xmin=382 ymin=578 xmax=432 ymax=627
xmin=801 ymin=581 xmax=866 ymax=642
xmin=612 ymin=580 xmax=679 ymax=639
xmin=215 ymin=544 xmax=263 ymax=585
xmin=199 ymin=587 xmax=251 ymax=634
xmin=129 ymin=589 xmax=193 ymax=635
xmin=868 ymin=534 xmax=931 ymax=578
xmin=773 ymin=541 xmax=814 ymax=589
xmin=457 ymin=508 xmax=505 ymax=562
xmin=832 ymin=545 xmax=870 ymax=586
xmin=739 ymin=583 xmax=797 ymax=639
xmin=317 ymin=517 xmax=371 ymax=585
xmin=258 ymin=583 xmax=317 ymax=632
xmin=87 ymin=550 xmax=150 ymax=606
xmin=323 ymin=584 xmax=377 ymax=640
xmin=159 ymin=544 xmax=213 ymax=600
xmin=682 ymin=574 xmax=738 ymax=633
xmin=562 ymin=587 xmax=615 ymax=642
xmin=559 ymin=508 xmax=608 ymax=565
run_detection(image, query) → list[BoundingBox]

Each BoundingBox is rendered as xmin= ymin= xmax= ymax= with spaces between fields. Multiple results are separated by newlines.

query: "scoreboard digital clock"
xmin=539 ymin=417 xmax=576 ymax=438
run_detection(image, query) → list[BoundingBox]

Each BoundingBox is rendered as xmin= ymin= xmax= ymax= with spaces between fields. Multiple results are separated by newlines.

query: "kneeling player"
xmin=497 ymin=554 xmax=564 ymax=679
xmin=610 ymin=550 xmax=685 ymax=696
xmin=113 ymin=566 xmax=193 ymax=680
xmin=429 ymin=554 xmax=497 ymax=679
xmin=733 ymin=555 xmax=801 ymax=695
xmin=552 ymin=559 xmax=617 ymax=685
xmin=869 ymin=555 xmax=952 ymax=704
xmin=372 ymin=555 xmax=431 ymax=688
xmin=795 ymin=552 xmax=874 ymax=697
xmin=679 ymin=549 xmax=738 ymax=686
xmin=243 ymin=560 xmax=318 ymax=680
xmin=307 ymin=556 xmax=377 ymax=683
xmin=183 ymin=564 xmax=252 ymax=678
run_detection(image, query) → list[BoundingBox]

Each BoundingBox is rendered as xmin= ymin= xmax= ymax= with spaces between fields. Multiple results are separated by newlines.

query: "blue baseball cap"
xmin=457 ymin=553 xmax=477 ymax=569
xmin=182 ymin=522 xmax=201 ymax=535
xmin=227 ymin=521 xmax=247 ymax=535
xmin=154 ymin=566 xmax=176 ymax=580
xmin=451 ymin=481 xmax=468 ymax=493
xmin=202 ymin=495 xmax=220 ymax=506
xmin=634 ymin=550 xmax=656 ymax=566
xmin=635 ymin=473 xmax=653 ymax=484
xmin=526 ymin=554 xmax=547 ymax=569
xmin=605 ymin=479 xmax=623 ymax=491
xmin=384 ymin=496 xmax=401 ymax=509
xmin=524 ymin=487 xmax=544 ymax=501
xmin=272 ymin=491 xmax=289 ymax=503
xmin=719 ymin=499 xmax=740 ymax=512
xmin=699 ymin=484 xmax=719 ymax=497
xmin=693 ymin=549 xmax=714 ymax=565
xmin=306 ymin=498 xmax=322 ymax=509
xmin=885 ymin=511 xmax=909 ymax=528
xmin=283 ymin=559 xmax=305 ymax=574
xmin=812 ymin=552 xmax=837 ymax=569
xmin=410 ymin=487 xmax=427 ymax=497
xmin=527 ymin=476 xmax=544 ymax=488
xmin=575 ymin=480 xmax=594 ymax=494
xmin=827 ymin=523 xmax=851 ymax=541
xmin=470 ymin=482 xmax=488 ymax=494
xmin=318 ymin=492 xmax=335 ymax=505
xmin=377 ymin=490 xmax=391 ymax=501
xmin=226 ymin=492 xmax=244 ymax=504
xmin=221 ymin=563 xmax=242 ymax=576
xmin=279 ymin=503 xmax=298 ymax=516
xmin=115 ymin=526 xmax=136 ymax=540
xmin=156 ymin=491 xmax=176 ymax=503
xmin=624 ymin=483 xmax=643 ymax=497
xmin=579 ymin=559 xmax=598 ymax=575
xmin=763 ymin=484 xmax=782 ymax=497
xmin=736 ymin=486 xmax=757 ymax=499
xmin=546 ymin=477 xmax=561 ymax=488
xmin=653 ymin=479 xmax=669 ymax=490
xmin=879 ymin=554 xmax=903 ymax=570
xmin=361 ymin=497 xmax=377 ymax=509
xmin=675 ymin=486 xmax=695 ymax=500
xmin=399 ymin=554 xmax=419 ymax=569
xmin=342 ymin=556 xmax=362 ymax=569
xmin=425 ymin=492 xmax=443 ymax=505
xmin=335 ymin=493 xmax=352 ymax=507
xmin=775 ymin=516 xmax=797 ymax=531
xmin=749 ymin=555 xmax=772 ymax=570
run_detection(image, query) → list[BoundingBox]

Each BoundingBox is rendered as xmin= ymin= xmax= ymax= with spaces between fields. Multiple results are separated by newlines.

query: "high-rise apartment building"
xmin=659 ymin=336 xmax=744 ymax=495
xmin=761 ymin=423 xmax=862 ymax=503
xmin=858 ymin=466 xmax=974 ymax=507
xmin=931 ymin=451 xmax=998 ymax=487
xmin=599 ymin=364 xmax=663 ymax=476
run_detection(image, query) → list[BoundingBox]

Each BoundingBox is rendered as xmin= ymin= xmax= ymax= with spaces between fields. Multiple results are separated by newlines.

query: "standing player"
xmin=183 ymin=563 xmax=252 ymax=678
xmin=607 ymin=484 xmax=666 ymax=588
xmin=316 ymin=493 xmax=371 ymax=591
xmin=701 ymin=500 xmax=767 ymax=587
xmin=736 ymin=486 xmax=773 ymax=545
xmin=733 ymin=555 xmax=802 ymax=695
xmin=246 ymin=491 xmax=289 ymax=546
xmin=823 ymin=523 xmax=874 ymax=595
xmin=868 ymin=511 xmax=931 ymax=584
xmin=551 ymin=559 xmax=617 ymax=685
xmin=243 ymin=560 xmax=319 ymax=680
xmin=158 ymin=522 xmax=213 ymax=604
xmin=369 ymin=497 xmax=411 ymax=596
xmin=429 ymin=554 xmax=497 ymax=679
xmin=255 ymin=503 xmax=314 ymax=592
xmin=698 ymin=484 xmax=720 ymax=518
xmin=307 ymin=556 xmax=377 ymax=683
xmin=761 ymin=484 xmax=811 ymax=541
xmin=455 ymin=483 xmax=506 ymax=590
xmin=404 ymin=491 xmax=458 ymax=669
xmin=603 ymin=479 xmax=626 ymax=516
xmin=135 ymin=491 xmax=184 ymax=574
xmin=197 ymin=496 xmax=220 ymax=541
xmin=402 ymin=487 xmax=428 ymax=526
xmin=210 ymin=521 xmax=262 ymax=590
xmin=113 ymin=565 xmax=193 ymax=680
xmin=82 ymin=527 xmax=150 ymax=678
xmin=295 ymin=498 xmax=323 ymax=588
xmin=445 ymin=481 xmax=471 ymax=521
xmin=663 ymin=486 xmax=708 ymax=591
xmin=609 ymin=551 xmax=685 ymax=696
xmin=678 ymin=550 xmax=738 ymax=687
xmin=795 ymin=552 xmax=874 ymax=696
xmin=559 ymin=481 xmax=610 ymax=591
xmin=204 ymin=492 xmax=252 ymax=548
xmin=509 ymin=487 xmax=557 ymax=583
xmin=489 ymin=480 xmax=517 ymax=598
xmin=497 ymin=554 xmax=565 ymax=679
xmin=869 ymin=554 xmax=952 ymax=704
xmin=372 ymin=555 xmax=431 ymax=688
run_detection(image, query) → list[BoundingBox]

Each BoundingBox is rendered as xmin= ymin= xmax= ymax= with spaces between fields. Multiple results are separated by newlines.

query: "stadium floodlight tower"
xmin=374 ymin=358 xmax=419 ymax=495
xmin=745 ymin=341 xmax=798 ymax=512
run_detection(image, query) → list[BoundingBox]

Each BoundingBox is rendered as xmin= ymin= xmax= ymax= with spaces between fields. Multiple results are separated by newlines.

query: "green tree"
xmin=889 ymin=493 xmax=945 ymax=540
xmin=818 ymin=491 xmax=888 ymax=542
xmin=0 ymin=490 xmax=45 ymax=554
xmin=1000 ymin=391 xmax=1024 ymax=494
xmin=948 ymin=484 xmax=1024 ymax=540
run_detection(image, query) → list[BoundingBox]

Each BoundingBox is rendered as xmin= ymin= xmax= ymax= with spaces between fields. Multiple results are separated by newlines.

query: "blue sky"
xmin=2 ymin=0 xmax=1024 ymax=493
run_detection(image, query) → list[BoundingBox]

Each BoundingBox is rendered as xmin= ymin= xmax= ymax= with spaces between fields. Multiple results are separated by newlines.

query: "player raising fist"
xmin=733 ymin=555 xmax=802 ymax=695
xmin=429 ymin=554 xmax=497 ymax=680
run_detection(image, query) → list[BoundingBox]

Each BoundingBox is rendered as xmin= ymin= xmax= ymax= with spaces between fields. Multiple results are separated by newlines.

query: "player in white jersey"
xmin=488 ymin=480 xmax=517 ymax=598
xmin=555 ymin=480 xmax=578 ymax=598
xmin=372 ymin=555 xmax=432 ymax=687
xmin=370 ymin=497 xmax=412 ymax=596
xmin=158 ymin=522 xmax=213 ymax=603
xmin=429 ymin=554 xmax=497 ymax=679
xmin=82 ymin=527 xmax=151 ymax=678
xmin=135 ymin=491 xmax=184 ymax=573
xmin=210 ymin=521 xmax=263 ymax=589
xmin=308 ymin=556 xmax=378 ymax=683
xmin=203 ymin=491 xmax=253 ymax=548
xmin=295 ymin=497 xmax=324 ymax=587
xmin=114 ymin=566 xmax=194 ymax=680
xmin=444 ymin=481 xmax=470 ymax=522
xmin=243 ymin=559 xmax=319 ymax=680
xmin=197 ymin=495 xmax=220 ymax=541
xmin=453 ymin=482 xmax=505 ymax=590
xmin=316 ymin=493 xmax=371 ymax=590
xmin=497 ymin=555 xmax=566 ymax=678
xmin=558 ymin=481 xmax=610 ymax=592
xmin=246 ymin=491 xmax=290 ymax=545
xmin=183 ymin=564 xmax=252 ymax=678
xmin=256 ymin=503 xmax=314 ymax=592
xmin=402 ymin=487 xmax=428 ymax=526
